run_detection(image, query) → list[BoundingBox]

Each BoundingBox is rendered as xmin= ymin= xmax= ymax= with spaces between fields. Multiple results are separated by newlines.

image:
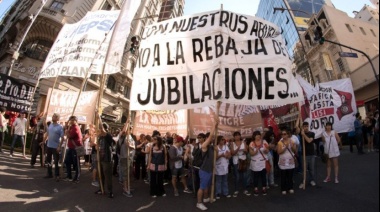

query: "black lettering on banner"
xmin=167 ymin=43 xmax=175 ymax=65
xmin=276 ymin=68 xmax=289 ymax=99
xmin=238 ymin=15 xmax=248 ymax=34
xmin=189 ymin=75 xmax=200 ymax=104
xmin=153 ymin=78 xmax=165 ymax=105
xmin=181 ymin=18 xmax=191 ymax=32
xmin=248 ymin=68 xmax=262 ymax=99
xmin=201 ymin=73 xmax=212 ymax=102
xmin=226 ymin=37 xmax=238 ymax=55
xmin=265 ymin=68 xmax=275 ymax=99
xmin=190 ymin=16 xmax=199 ymax=31
xmin=138 ymin=79 xmax=151 ymax=105
xmin=212 ymin=69 xmax=222 ymax=99
xmin=192 ymin=38 xmax=203 ymax=62
xmin=182 ymin=76 xmax=188 ymax=104
xmin=255 ymin=39 xmax=268 ymax=55
xmin=176 ymin=41 xmax=185 ymax=64
xmin=198 ymin=14 xmax=209 ymax=28
xmin=167 ymin=77 xmax=180 ymax=105
xmin=209 ymin=12 xmax=220 ymax=26
xmin=139 ymin=48 xmax=151 ymax=68
xmin=232 ymin=68 xmax=246 ymax=99
xmin=228 ymin=13 xmax=238 ymax=32
xmin=224 ymin=68 xmax=230 ymax=99
xmin=153 ymin=44 xmax=160 ymax=67
xmin=170 ymin=20 xmax=182 ymax=33
xmin=242 ymin=40 xmax=252 ymax=55
xmin=219 ymin=11 xmax=229 ymax=27
xmin=272 ymin=40 xmax=287 ymax=57
xmin=311 ymin=116 xmax=335 ymax=130
xmin=250 ymin=21 xmax=259 ymax=37
xmin=205 ymin=36 xmax=213 ymax=61
xmin=215 ymin=35 xmax=224 ymax=58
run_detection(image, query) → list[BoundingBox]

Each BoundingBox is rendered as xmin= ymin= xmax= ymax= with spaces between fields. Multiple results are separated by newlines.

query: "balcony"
xmin=40 ymin=8 xmax=66 ymax=25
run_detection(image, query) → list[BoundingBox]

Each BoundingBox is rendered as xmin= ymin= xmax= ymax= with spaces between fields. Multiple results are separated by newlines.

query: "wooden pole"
xmin=210 ymin=101 xmax=221 ymax=203
xmin=126 ymin=111 xmax=132 ymax=193
xmin=297 ymin=103 xmax=307 ymax=190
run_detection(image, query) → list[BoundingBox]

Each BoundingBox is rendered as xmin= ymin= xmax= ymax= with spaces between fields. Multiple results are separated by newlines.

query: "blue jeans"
xmin=65 ymin=148 xmax=80 ymax=180
xmin=305 ymin=155 xmax=315 ymax=182
xmin=216 ymin=174 xmax=229 ymax=196
xmin=10 ymin=135 xmax=25 ymax=155
xmin=233 ymin=164 xmax=248 ymax=192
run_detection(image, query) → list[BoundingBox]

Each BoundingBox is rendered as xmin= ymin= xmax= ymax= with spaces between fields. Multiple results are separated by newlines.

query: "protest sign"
xmin=259 ymin=104 xmax=299 ymax=137
xmin=133 ymin=110 xmax=188 ymax=137
xmin=130 ymin=10 xmax=304 ymax=110
xmin=44 ymin=89 xmax=98 ymax=124
xmin=0 ymin=73 xmax=35 ymax=112
xmin=40 ymin=10 xmax=120 ymax=78
xmin=297 ymin=76 xmax=357 ymax=138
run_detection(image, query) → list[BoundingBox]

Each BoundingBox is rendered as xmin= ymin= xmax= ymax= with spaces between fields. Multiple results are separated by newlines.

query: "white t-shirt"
xmin=232 ymin=142 xmax=247 ymax=165
xmin=13 ymin=118 xmax=27 ymax=136
xmin=216 ymin=145 xmax=230 ymax=175
xmin=249 ymin=141 xmax=269 ymax=172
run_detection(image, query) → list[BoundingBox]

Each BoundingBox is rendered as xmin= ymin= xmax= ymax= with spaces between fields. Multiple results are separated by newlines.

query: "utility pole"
xmin=8 ymin=0 xmax=47 ymax=76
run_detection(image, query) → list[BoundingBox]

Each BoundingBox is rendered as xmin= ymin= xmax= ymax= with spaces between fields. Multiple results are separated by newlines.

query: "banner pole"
xmin=298 ymin=103 xmax=307 ymax=190
xmin=210 ymin=101 xmax=221 ymax=203
xmin=126 ymin=111 xmax=132 ymax=193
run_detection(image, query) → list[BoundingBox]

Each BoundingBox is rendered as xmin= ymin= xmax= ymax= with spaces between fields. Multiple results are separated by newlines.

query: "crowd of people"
xmin=0 ymin=107 xmax=379 ymax=211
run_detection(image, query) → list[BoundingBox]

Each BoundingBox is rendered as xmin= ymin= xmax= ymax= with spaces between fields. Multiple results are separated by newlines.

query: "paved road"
xmin=0 ymin=147 xmax=378 ymax=212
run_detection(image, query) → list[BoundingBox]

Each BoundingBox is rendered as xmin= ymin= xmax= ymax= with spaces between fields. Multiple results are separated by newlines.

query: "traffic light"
xmin=313 ymin=26 xmax=325 ymax=45
xmin=130 ymin=36 xmax=139 ymax=54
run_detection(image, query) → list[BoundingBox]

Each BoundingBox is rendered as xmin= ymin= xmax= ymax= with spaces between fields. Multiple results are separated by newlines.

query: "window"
xmin=90 ymin=74 xmax=97 ymax=82
xmin=24 ymin=40 xmax=53 ymax=62
xmin=336 ymin=58 xmax=345 ymax=72
xmin=50 ymin=1 xmax=64 ymax=11
xmin=107 ymin=76 xmax=116 ymax=91
xmin=360 ymin=27 xmax=367 ymax=35
xmin=325 ymin=69 xmax=333 ymax=80
xmin=124 ymin=86 xmax=131 ymax=99
xmin=345 ymin=24 xmax=353 ymax=33
xmin=102 ymin=2 xmax=112 ymax=10
xmin=370 ymin=29 xmax=377 ymax=37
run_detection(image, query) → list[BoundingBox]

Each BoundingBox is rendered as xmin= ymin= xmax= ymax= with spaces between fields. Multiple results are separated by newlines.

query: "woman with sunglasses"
xmin=249 ymin=131 xmax=269 ymax=196
xmin=322 ymin=122 xmax=341 ymax=184
xmin=277 ymin=129 xmax=297 ymax=195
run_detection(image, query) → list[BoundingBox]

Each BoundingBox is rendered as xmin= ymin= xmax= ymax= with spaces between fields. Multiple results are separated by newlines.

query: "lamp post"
xmin=8 ymin=0 xmax=47 ymax=76
xmin=273 ymin=7 xmax=316 ymax=85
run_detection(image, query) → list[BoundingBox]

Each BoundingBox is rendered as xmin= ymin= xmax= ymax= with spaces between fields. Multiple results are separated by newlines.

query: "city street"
xmin=0 ymin=147 xmax=378 ymax=212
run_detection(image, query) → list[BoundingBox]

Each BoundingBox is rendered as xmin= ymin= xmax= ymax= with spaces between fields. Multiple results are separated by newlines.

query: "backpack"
xmin=192 ymin=144 xmax=207 ymax=169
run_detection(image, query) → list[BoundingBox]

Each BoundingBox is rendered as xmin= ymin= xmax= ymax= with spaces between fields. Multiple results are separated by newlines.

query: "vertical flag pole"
xmin=210 ymin=101 xmax=221 ymax=203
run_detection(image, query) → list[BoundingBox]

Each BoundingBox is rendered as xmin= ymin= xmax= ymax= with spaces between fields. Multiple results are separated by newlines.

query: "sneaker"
xmin=243 ymin=190 xmax=251 ymax=196
xmin=282 ymin=191 xmax=287 ymax=195
xmin=184 ymin=188 xmax=193 ymax=194
xmin=9 ymin=154 xmax=13 ymax=158
xmin=299 ymin=183 xmax=304 ymax=189
xmin=162 ymin=193 xmax=167 ymax=197
xmin=310 ymin=181 xmax=316 ymax=186
xmin=152 ymin=195 xmax=157 ymax=198
xmin=289 ymin=189 xmax=295 ymax=194
xmin=63 ymin=177 xmax=72 ymax=182
xmin=253 ymin=189 xmax=259 ymax=197
xmin=203 ymin=198 xmax=212 ymax=203
xmin=196 ymin=203 xmax=208 ymax=211
xmin=225 ymin=194 xmax=231 ymax=198
xmin=232 ymin=191 xmax=239 ymax=198
xmin=123 ymin=191 xmax=133 ymax=198
xmin=108 ymin=192 xmax=114 ymax=198
xmin=262 ymin=189 xmax=267 ymax=196
xmin=94 ymin=190 xmax=103 ymax=195
xmin=323 ymin=177 xmax=331 ymax=183
xmin=174 ymin=190 xmax=179 ymax=197
xmin=91 ymin=181 xmax=100 ymax=187
xmin=216 ymin=194 xmax=221 ymax=200
xmin=335 ymin=178 xmax=339 ymax=184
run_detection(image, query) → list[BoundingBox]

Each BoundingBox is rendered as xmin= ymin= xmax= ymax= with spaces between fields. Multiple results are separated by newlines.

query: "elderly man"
xmin=45 ymin=113 xmax=64 ymax=181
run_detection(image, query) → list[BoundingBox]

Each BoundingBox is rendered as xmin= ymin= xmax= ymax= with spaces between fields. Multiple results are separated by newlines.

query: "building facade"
xmin=302 ymin=5 xmax=379 ymax=113
xmin=158 ymin=0 xmax=184 ymax=22
xmin=354 ymin=4 xmax=379 ymax=25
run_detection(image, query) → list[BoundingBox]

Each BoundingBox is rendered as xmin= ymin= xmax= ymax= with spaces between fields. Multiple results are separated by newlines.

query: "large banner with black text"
xmin=0 ymin=73 xmax=35 ymax=112
xmin=40 ymin=10 xmax=120 ymax=78
xmin=44 ymin=89 xmax=98 ymax=124
xmin=297 ymin=76 xmax=357 ymax=138
xmin=130 ymin=10 xmax=304 ymax=110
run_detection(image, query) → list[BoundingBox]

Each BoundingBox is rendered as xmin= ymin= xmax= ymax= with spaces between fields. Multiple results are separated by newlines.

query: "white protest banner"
xmin=44 ymin=89 xmax=98 ymax=124
xmin=105 ymin=0 xmax=141 ymax=73
xmin=133 ymin=110 xmax=188 ymax=137
xmin=190 ymin=103 xmax=263 ymax=138
xmin=298 ymin=76 xmax=357 ymax=138
xmin=40 ymin=10 xmax=120 ymax=78
xmin=130 ymin=10 xmax=304 ymax=110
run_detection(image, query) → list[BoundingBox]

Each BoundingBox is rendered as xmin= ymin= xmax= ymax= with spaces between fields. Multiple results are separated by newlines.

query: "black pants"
xmin=150 ymin=171 xmax=165 ymax=196
xmin=100 ymin=161 xmax=113 ymax=193
xmin=65 ymin=148 xmax=80 ymax=180
xmin=134 ymin=155 xmax=146 ymax=180
xmin=280 ymin=169 xmax=294 ymax=192
xmin=349 ymin=136 xmax=358 ymax=153
xmin=113 ymin=154 xmax=119 ymax=176
xmin=252 ymin=169 xmax=267 ymax=189
xmin=0 ymin=131 xmax=4 ymax=152
xmin=31 ymin=140 xmax=43 ymax=166
xmin=46 ymin=147 xmax=60 ymax=177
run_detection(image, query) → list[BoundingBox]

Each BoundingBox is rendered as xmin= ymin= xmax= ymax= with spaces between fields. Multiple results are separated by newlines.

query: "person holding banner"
xmin=0 ymin=107 xmax=8 ymax=153
xmin=277 ymin=129 xmax=297 ymax=195
xmin=321 ymin=122 xmax=341 ymax=184
xmin=10 ymin=112 xmax=27 ymax=158
xmin=64 ymin=116 xmax=83 ymax=183
xmin=299 ymin=122 xmax=317 ymax=188
xmin=196 ymin=120 xmax=218 ymax=211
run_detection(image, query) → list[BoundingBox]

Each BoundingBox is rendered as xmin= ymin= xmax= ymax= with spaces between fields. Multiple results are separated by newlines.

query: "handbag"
xmin=285 ymin=144 xmax=299 ymax=168
xmin=70 ymin=139 xmax=85 ymax=157
xmin=322 ymin=136 xmax=332 ymax=164
xmin=258 ymin=149 xmax=271 ymax=174
xmin=238 ymin=159 xmax=248 ymax=172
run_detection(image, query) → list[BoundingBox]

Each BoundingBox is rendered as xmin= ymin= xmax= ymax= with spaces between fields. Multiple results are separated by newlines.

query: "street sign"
xmin=339 ymin=52 xmax=359 ymax=58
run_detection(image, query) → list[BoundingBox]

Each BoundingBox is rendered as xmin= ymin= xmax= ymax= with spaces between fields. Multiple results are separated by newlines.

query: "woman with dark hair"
xmin=249 ymin=130 xmax=269 ymax=196
xmin=148 ymin=136 xmax=167 ymax=198
xmin=322 ymin=122 xmax=341 ymax=184
xmin=0 ymin=107 xmax=8 ymax=153
xmin=215 ymin=136 xmax=231 ymax=199
xmin=277 ymin=129 xmax=297 ymax=195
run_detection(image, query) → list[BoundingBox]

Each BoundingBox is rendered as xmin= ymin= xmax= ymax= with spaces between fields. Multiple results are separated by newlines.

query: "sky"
xmin=184 ymin=0 xmax=375 ymax=17
xmin=0 ymin=0 xmax=16 ymax=21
